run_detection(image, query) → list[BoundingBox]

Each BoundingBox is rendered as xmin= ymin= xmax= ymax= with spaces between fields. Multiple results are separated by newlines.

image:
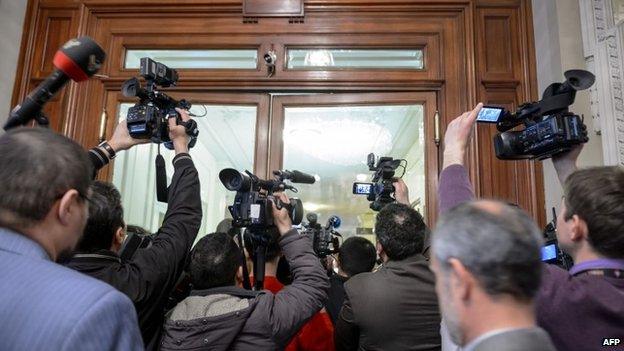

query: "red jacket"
xmin=262 ymin=276 xmax=335 ymax=351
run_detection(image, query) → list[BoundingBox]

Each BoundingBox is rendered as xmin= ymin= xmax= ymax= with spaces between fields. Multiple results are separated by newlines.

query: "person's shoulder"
xmin=344 ymin=270 xmax=379 ymax=293
xmin=24 ymin=256 xmax=126 ymax=306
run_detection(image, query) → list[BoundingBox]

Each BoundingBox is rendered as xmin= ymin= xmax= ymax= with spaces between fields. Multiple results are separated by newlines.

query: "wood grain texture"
xmin=12 ymin=0 xmax=545 ymax=226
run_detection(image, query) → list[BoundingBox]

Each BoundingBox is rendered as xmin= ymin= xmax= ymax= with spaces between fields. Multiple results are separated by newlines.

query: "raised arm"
xmin=551 ymin=144 xmax=582 ymax=186
xmin=130 ymin=109 xmax=202 ymax=293
xmin=266 ymin=192 xmax=330 ymax=346
xmin=438 ymin=103 xmax=482 ymax=214
xmin=87 ymin=119 xmax=149 ymax=178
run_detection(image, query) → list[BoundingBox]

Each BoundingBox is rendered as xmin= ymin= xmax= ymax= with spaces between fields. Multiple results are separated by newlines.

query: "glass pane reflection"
xmin=287 ymin=49 xmax=424 ymax=69
xmin=125 ymin=49 xmax=258 ymax=69
xmin=112 ymin=103 xmax=257 ymax=242
xmin=282 ymin=104 xmax=426 ymax=243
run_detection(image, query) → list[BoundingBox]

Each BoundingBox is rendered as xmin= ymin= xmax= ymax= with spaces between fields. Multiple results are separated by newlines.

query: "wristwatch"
xmin=98 ymin=141 xmax=117 ymax=159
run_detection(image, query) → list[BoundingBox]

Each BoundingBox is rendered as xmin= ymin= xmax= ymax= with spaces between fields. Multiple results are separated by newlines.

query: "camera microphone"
xmin=327 ymin=215 xmax=341 ymax=229
xmin=4 ymin=36 xmax=106 ymax=130
xmin=274 ymin=170 xmax=316 ymax=184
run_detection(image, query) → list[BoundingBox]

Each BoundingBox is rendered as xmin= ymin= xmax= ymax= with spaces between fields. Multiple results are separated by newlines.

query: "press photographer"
xmin=161 ymin=192 xmax=329 ymax=350
xmin=218 ymin=167 xmax=314 ymax=289
xmin=438 ymin=99 xmax=624 ymax=351
xmin=67 ymin=109 xmax=202 ymax=350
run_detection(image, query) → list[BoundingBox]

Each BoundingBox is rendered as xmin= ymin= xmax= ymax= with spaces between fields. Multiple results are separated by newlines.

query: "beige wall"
xmin=532 ymin=0 xmax=604 ymax=222
xmin=0 ymin=0 xmax=28 ymax=128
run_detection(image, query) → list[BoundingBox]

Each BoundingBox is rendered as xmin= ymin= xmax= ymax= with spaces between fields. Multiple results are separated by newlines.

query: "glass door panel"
xmin=110 ymin=94 xmax=269 ymax=242
xmin=271 ymin=93 xmax=437 ymax=243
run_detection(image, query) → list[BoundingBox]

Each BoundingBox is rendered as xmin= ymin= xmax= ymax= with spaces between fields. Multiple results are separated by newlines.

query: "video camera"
xmin=220 ymin=168 xmax=315 ymax=290
xmin=122 ymin=57 xmax=198 ymax=150
xmin=352 ymin=153 xmax=405 ymax=211
xmin=475 ymin=69 xmax=595 ymax=160
xmin=219 ymin=169 xmax=316 ymax=231
xmin=302 ymin=213 xmax=342 ymax=258
xmin=541 ymin=207 xmax=573 ymax=270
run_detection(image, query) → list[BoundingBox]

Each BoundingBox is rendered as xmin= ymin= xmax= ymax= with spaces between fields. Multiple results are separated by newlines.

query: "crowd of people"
xmin=0 ymin=103 xmax=622 ymax=351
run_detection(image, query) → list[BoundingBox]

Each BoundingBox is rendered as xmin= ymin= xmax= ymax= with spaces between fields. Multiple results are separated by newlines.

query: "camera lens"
xmin=264 ymin=54 xmax=273 ymax=63
xmin=219 ymin=168 xmax=251 ymax=192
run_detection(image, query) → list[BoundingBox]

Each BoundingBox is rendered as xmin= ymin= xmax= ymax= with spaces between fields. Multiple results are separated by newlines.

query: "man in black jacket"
xmin=66 ymin=109 xmax=202 ymax=350
xmin=326 ymin=236 xmax=376 ymax=324
xmin=334 ymin=202 xmax=441 ymax=351
xmin=161 ymin=192 xmax=329 ymax=350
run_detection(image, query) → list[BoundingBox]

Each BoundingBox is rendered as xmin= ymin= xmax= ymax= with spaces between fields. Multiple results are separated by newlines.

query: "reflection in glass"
xmin=287 ymin=49 xmax=424 ymax=69
xmin=124 ymin=49 xmax=258 ymax=69
xmin=613 ymin=0 xmax=624 ymax=25
xmin=112 ymin=103 xmax=256 ymax=241
xmin=282 ymin=104 xmax=426 ymax=243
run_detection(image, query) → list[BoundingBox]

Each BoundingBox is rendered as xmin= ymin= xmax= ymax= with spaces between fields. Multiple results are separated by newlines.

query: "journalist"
xmin=334 ymin=201 xmax=441 ymax=350
xmin=161 ymin=192 xmax=329 ymax=350
xmin=326 ymin=236 xmax=376 ymax=324
xmin=243 ymin=227 xmax=335 ymax=351
xmin=66 ymin=109 xmax=202 ymax=349
xmin=438 ymin=103 xmax=624 ymax=350
xmin=0 ymin=128 xmax=143 ymax=350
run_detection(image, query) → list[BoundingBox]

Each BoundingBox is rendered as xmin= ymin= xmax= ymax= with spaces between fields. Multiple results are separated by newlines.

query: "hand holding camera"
xmin=393 ymin=178 xmax=410 ymax=205
xmin=271 ymin=192 xmax=293 ymax=235
xmin=442 ymin=103 xmax=482 ymax=169
xmin=108 ymin=119 xmax=151 ymax=153
xmin=168 ymin=108 xmax=194 ymax=154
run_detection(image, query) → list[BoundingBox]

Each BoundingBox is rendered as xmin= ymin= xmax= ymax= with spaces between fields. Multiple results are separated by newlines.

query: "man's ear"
xmin=114 ymin=227 xmax=125 ymax=246
xmin=57 ymin=189 xmax=81 ymax=225
xmin=570 ymin=214 xmax=589 ymax=242
xmin=448 ymin=258 xmax=473 ymax=301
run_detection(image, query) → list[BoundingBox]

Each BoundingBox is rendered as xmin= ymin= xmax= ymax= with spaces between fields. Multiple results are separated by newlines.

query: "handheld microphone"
xmin=4 ymin=36 xmax=106 ymax=130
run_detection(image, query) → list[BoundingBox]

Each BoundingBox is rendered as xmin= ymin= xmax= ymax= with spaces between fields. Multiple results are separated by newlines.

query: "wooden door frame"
xmin=269 ymin=92 xmax=439 ymax=225
xmin=11 ymin=0 xmax=545 ymax=226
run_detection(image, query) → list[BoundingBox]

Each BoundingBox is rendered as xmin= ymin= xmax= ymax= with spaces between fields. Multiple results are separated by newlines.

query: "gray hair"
xmin=0 ymin=128 xmax=92 ymax=229
xmin=432 ymin=201 xmax=543 ymax=301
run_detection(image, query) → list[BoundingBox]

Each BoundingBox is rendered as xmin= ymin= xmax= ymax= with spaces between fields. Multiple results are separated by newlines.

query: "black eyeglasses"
xmin=54 ymin=190 xmax=94 ymax=205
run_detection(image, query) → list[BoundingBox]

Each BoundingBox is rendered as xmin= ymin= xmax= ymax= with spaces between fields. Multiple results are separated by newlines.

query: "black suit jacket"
xmin=67 ymin=153 xmax=202 ymax=350
xmin=335 ymin=254 xmax=441 ymax=351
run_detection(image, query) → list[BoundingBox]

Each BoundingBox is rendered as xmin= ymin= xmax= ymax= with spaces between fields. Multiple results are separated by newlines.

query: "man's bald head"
xmin=432 ymin=200 xmax=543 ymax=301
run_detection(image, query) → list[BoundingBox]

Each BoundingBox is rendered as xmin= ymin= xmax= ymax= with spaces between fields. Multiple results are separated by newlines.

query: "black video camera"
xmin=541 ymin=207 xmax=573 ymax=270
xmin=352 ymin=153 xmax=404 ymax=211
xmin=302 ymin=213 xmax=342 ymax=258
xmin=475 ymin=69 xmax=595 ymax=160
xmin=122 ymin=57 xmax=198 ymax=150
xmin=219 ymin=169 xmax=316 ymax=231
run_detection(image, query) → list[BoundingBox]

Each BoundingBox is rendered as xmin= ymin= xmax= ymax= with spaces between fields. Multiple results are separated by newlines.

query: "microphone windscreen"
xmin=291 ymin=170 xmax=316 ymax=184
xmin=53 ymin=36 xmax=106 ymax=82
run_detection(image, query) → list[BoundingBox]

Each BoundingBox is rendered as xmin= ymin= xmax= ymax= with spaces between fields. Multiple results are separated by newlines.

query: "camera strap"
xmin=238 ymin=230 xmax=252 ymax=290
xmin=155 ymin=144 xmax=168 ymax=203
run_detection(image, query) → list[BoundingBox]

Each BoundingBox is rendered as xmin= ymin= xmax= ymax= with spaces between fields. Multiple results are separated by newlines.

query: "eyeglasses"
xmin=54 ymin=189 xmax=94 ymax=206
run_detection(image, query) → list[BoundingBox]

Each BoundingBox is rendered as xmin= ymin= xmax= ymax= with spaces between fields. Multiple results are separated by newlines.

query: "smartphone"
xmin=353 ymin=182 xmax=373 ymax=195
xmin=476 ymin=106 xmax=505 ymax=123
xmin=540 ymin=243 xmax=558 ymax=262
